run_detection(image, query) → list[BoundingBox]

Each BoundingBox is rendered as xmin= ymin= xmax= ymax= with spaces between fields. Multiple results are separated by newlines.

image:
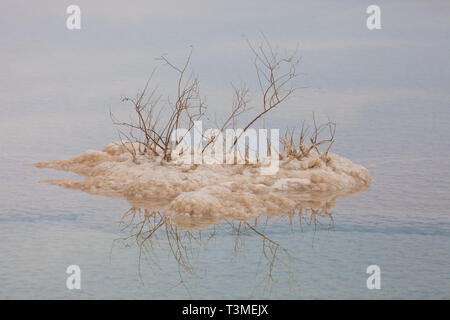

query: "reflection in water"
xmin=110 ymin=190 xmax=357 ymax=296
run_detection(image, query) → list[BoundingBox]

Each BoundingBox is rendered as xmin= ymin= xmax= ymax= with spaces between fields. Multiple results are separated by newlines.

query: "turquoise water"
xmin=0 ymin=1 xmax=449 ymax=299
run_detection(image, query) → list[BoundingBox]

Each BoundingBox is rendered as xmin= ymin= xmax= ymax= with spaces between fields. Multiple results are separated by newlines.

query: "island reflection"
xmin=110 ymin=187 xmax=367 ymax=295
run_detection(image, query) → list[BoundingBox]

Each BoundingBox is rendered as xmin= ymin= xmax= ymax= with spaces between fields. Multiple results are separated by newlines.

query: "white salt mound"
xmin=31 ymin=142 xmax=372 ymax=221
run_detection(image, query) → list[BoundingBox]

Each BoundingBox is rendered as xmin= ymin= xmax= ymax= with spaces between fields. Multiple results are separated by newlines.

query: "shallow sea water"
xmin=0 ymin=1 xmax=449 ymax=299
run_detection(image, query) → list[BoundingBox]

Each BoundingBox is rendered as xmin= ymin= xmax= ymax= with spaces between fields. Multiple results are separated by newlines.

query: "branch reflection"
xmin=110 ymin=190 xmax=355 ymax=296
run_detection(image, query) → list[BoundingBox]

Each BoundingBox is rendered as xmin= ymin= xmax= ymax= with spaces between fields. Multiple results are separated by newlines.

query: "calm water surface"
xmin=0 ymin=1 xmax=449 ymax=299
